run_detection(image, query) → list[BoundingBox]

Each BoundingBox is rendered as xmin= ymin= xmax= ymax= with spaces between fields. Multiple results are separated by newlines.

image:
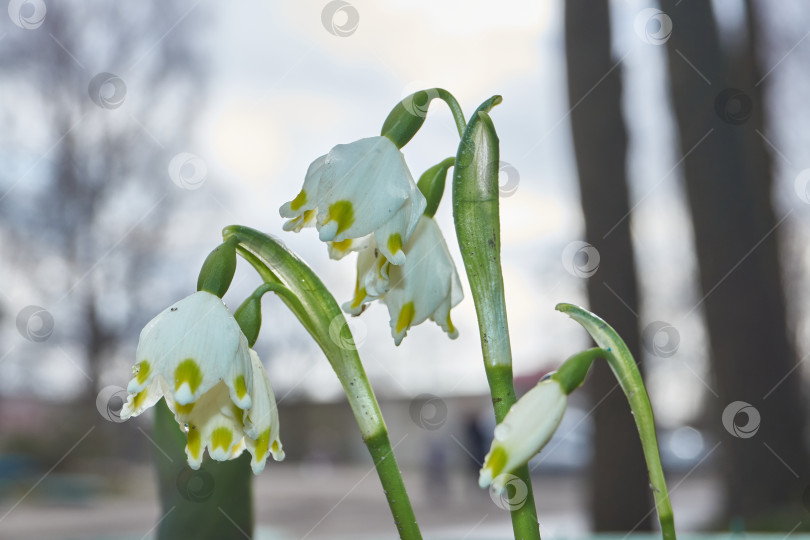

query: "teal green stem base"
xmin=486 ymin=364 xmax=541 ymax=540
xmin=365 ymin=430 xmax=423 ymax=540
xmin=153 ymin=400 xmax=253 ymax=540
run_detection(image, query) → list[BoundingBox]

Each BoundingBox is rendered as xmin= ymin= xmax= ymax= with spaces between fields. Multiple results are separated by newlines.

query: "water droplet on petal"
xmin=494 ymin=423 xmax=511 ymax=440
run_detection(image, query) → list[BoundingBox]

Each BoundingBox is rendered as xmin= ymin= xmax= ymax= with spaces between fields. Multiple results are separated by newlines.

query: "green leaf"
xmin=556 ymin=302 xmax=677 ymax=540
xmin=153 ymin=400 xmax=252 ymax=540
xmin=452 ymin=97 xmax=508 ymax=370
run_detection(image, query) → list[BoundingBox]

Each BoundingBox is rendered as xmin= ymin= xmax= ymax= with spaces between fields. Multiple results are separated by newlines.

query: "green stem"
xmin=486 ymin=366 xmax=541 ymax=540
xmin=435 ymin=88 xmax=467 ymax=137
xmin=556 ymin=303 xmax=676 ymax=540
xmin=223 ymin=225 xmax=422 ymax=540
xmin=366 ymin=430 xmax=423 ymax=539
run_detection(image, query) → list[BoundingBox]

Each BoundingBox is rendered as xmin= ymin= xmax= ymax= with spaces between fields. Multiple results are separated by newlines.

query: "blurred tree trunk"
xmin=565 ymin=1 xmax=652 ymax=532
xmin=660 ymin=0 xmax=809 ymax=526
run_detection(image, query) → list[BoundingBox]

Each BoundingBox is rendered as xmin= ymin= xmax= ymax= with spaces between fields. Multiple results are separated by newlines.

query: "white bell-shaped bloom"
xmin=343 ymin=216 xmax=463 ymax=345
xmin=279 ymin=136 xmax=426 ymax=265
xmin=120 ymin=291 xmax=284 ymax=474
xmin=479 ymin=378 xmax=567 ymax=493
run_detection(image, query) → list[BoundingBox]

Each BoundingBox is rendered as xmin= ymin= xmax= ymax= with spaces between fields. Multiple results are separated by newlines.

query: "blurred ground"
xmin=0 ymin=464 xmax=721 ymax=540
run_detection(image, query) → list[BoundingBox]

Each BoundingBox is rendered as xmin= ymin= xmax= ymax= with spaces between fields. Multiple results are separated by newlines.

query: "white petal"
xmin=178 ymin=381 xmax=247 ymax=468
xmin=479 ymin=380 xmax=567 ymax=490
xmin=327 ymin=235 xmax=369 ymax=261
xmin=383 ymin=217 xmax=460 ymax=344
xmin=372 ymin=182 xmax=426 ymax=265
xmin=243 ymin=350 xmax=284 ymax=474
xmin=279 ymin=154 xmax=326 ymax=220
xmin=124 ymin=291 xmax=254 ymax=416
xmin=313 ymin=137 xmax=415 ymax=242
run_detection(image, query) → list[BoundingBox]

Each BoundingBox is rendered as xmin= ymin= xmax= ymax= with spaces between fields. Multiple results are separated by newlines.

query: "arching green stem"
xmin=222 ymin=225 xmax=422 ymax=540
xmin=434 ymin=88 xmax=467 ymax=137
xmin=381 ymin=88 xmax=466 ymax=147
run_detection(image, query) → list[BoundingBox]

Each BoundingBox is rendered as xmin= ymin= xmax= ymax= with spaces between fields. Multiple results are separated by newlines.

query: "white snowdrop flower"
xmin=279 ymin=136 xmax=426 ymax=265
xmin=479 ymin=378 xmax=567 ymax=492
xmin=120 ymin=291 xmax=283 ymax=473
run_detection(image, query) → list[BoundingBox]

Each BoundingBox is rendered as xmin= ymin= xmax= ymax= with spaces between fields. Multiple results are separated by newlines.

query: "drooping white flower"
xmin=478 ymin=378 xmax=567 ymax=492
xmin=279 ymin=136 xmax=426 ymax=265
xmin=343 ymin=216 xmax=463 ymax=345
xmin=120 ymin=290 xmax=283 ymax=473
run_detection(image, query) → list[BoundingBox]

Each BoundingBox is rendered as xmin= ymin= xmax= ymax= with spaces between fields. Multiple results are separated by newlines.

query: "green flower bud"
xmin=196 ymin=236 xmax=238 ymax=298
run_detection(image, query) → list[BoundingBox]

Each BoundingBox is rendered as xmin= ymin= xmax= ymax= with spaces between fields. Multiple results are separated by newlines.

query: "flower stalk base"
xmin=485 ymin=364 xmax=542 ymax=540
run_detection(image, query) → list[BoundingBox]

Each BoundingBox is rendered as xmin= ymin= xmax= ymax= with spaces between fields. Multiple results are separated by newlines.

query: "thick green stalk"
xmin=222 ymin=225 xmax=422 ymax=540
xmin=556 ymin=303 xmax=676 ymax=540
xmin=453 ymin=97 xmax=541 ymax=540
xmin=366 ymin=430 xmax=423 ymax=539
